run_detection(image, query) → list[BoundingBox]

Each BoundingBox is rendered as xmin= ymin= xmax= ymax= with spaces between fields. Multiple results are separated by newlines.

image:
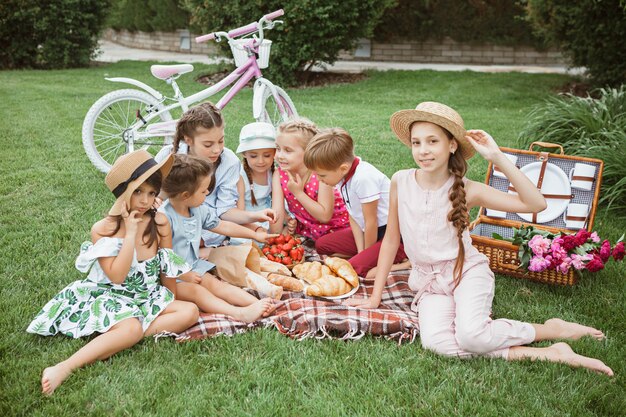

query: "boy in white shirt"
xmin=304 ymin=128 xmax=407 ymax=277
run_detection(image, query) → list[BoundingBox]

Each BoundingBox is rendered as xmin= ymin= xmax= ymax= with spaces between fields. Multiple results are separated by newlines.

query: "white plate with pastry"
xmin=292 ymin=258 xmax=361 ymax=299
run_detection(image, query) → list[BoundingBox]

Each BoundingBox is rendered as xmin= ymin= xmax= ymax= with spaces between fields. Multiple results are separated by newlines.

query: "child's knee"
xmin=314 ymin=236 xmax=332 ymax=255
xmin=420 ymin=330 xmax=459 ymax=357
xmin=117 ymin=318 xmax=144 ymax=342
xmin=180 ymin=302 xmax=200 ymax=325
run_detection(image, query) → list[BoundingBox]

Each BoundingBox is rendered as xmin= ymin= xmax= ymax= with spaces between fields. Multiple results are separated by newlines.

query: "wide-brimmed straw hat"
xmin=389 ymin=101 xmax=474 ymax=159
xmin=236 ymin=122 xmax=276 ymax=154
xmin=105 ymin=150 xmax=174 ymax=216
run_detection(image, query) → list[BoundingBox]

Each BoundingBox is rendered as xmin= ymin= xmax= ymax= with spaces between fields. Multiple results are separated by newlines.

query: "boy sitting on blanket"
xmin=303 ymin=127 xmax=409 ymax=277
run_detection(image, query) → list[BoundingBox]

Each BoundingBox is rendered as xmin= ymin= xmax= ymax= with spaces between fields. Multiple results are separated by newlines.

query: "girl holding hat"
xmin=27 ymin=150 xmax=200 ymax=395
xmin=346 ymin=102 xmax=613 ymax=376
xmin=155 ymin=102 xmax=275 ymax=247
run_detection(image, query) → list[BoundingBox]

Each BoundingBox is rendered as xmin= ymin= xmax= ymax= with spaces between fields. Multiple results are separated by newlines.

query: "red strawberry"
xmin=282 ymin=257 xmax=292 ymax=265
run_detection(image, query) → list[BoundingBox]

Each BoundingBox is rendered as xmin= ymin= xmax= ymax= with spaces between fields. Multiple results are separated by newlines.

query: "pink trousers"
xmin=410 ymin=260 xmax=536 ymax=359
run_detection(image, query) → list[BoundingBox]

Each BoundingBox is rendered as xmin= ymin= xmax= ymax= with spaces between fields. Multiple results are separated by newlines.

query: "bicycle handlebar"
xmin=195 ymin=9 xmax=284 ymax=43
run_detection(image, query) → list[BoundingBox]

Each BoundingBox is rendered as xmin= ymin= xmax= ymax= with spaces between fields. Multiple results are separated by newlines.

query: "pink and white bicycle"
xmin=82 ymin=9 xmax=297 ymax=173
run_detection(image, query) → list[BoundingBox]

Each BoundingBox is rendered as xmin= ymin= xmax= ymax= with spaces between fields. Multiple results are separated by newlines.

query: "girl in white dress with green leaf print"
xmin=27 ymin=150 xmax=199 ymax=395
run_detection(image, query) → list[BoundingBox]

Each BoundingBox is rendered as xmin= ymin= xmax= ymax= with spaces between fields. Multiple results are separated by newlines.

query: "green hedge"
xmin=108 ymin=0 xmax=189 ymax=32
xmin=184 ymin=0 xmax=394 ymax=86
xmin=526 ymin=0 xmax=626 ymax=87
xmin=0 ymin=0 xmax=110 ymax=69
xmin=374 ymin=0 xmax=543 ymax=47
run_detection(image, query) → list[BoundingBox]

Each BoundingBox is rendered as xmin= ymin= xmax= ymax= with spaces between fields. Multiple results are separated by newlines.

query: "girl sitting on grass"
xmin=27 ymin=150 xmax=199 ymax=395
xmin=346 ymin=102 xmax=613 ymax=376
xmin=160 ymin=154 xmax=277 ymax=321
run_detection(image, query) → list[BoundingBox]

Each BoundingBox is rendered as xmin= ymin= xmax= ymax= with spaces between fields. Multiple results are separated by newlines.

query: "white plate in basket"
xmin=509 ymin=162 xmax=571 ymax=223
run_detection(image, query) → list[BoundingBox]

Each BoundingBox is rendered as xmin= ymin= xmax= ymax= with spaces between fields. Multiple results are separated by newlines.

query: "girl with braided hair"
xmin=271 ymin=118 xmax=349 ymax=240
xmin=346 ymin=102 xmax=613 ymax=376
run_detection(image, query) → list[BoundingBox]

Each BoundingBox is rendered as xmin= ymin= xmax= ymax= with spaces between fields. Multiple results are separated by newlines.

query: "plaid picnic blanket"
xmin=177 ymin=238 xmax=419 ymax=344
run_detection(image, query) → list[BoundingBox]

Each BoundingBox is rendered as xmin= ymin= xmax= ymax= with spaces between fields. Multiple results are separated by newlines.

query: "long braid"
xmin=447 ymin=149 xmax=469 ymax=287
xmin=242 ymin=158 xmax=258 ymax=206
xmin=278 ymin=118 xmax=320 ymax=147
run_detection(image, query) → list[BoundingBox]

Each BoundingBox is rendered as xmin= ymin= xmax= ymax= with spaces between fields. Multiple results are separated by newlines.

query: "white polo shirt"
xmin=338 ymin=158 xmax=390 ymax=231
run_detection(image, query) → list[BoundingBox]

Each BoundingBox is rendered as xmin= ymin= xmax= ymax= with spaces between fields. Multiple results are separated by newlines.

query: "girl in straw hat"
xmin=346 ymin=102 xmax=613 ymax=376
xmin=27 ymin=150 xmax=200 ymax=395
xmin=155 ymin=102 xmax=275 ymax=247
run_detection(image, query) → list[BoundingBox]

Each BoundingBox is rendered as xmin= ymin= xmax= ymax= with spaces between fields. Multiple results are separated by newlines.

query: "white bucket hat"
xmin=236 ymin=122 xmax=276 ymax=154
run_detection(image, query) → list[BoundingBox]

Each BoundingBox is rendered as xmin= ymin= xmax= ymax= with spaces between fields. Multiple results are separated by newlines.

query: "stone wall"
xmin=103 ymin=28 xmax=219 ymax=56
xmin=341 ymin=37 xmax=567 ymax=66
xmin=105 ymin=29 xmax=567 ymax=66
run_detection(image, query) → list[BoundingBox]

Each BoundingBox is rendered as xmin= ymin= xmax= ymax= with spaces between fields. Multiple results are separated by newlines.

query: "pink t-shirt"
xmin=278 ymin=167 xmax=349 ymax=240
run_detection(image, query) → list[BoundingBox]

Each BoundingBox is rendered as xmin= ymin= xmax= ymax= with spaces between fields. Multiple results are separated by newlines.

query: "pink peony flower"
xmin=612 ymin=241 xmax=625 ymax=261
xmin=585 ymin=254 xmax=605 ymax=272
xmin=529 ymin=235 xmax=551 ymax=256
xmin=570 ymin=253 xmax=592 ymax=270
xmin=556 ymin=257 xmax=572 ymax=274
xmin=550 ymin=241 xmax=567 ymax=260
xmin=562 ymin=234 xmax=578 ymax=251
xmin=589 ymin=232 xmax=600 ymax=243
xmin=528 ymin=256 xmax=551 ymax=272
xmin=599 ymin=240 xmax=612 ymax=263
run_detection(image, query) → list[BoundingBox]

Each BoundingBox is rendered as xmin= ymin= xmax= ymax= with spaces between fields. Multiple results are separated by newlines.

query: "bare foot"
xmin=547 ymin=342 xmax=613 ymax=376
xmin=234 ymin=299 xmax=274 ymax=323
xmin=41 ymin=362 xmax=73 ymax=395
xmin=545 ymin=318 xmax=605 ymax=341
xmin=262 ymin=298 xmax=279 ymax=317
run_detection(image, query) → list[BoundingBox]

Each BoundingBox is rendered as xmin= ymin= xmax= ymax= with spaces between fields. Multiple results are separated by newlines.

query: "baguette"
xmin=244 ymin=268 xmax=283 ymax=300
xmin=259 ymin=257 xmax=292 ymax=276
xmin=267 ymin=273 xmax=304 ymax=292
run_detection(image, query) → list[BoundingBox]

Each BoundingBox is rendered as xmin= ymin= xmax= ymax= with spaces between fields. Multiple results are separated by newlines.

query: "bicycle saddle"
xmin=150 ymin=64 xmax=194 ymax=80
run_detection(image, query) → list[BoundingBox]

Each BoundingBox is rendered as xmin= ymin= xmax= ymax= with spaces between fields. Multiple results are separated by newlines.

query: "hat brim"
xmin=390 ymin=109 xmax=475 ymax=159
xmin=108 ymin=153 xmax=174 ymax=216
xmin=236 ymin=139 xmax=277 ymax=154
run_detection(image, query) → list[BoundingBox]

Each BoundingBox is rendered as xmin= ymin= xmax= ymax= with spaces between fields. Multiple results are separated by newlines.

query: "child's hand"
xmin=343 ymin=297 xmax=380 ymax=309
xmin=465 ymin=130 xmax=501 ymax=161
xmin=286 ymin=172 xmax=305 ymax=196
xmin=254 ymin=209 xmax=277 ymax=224
xmin=152 ymin=196 xmax=163 ymax=210
xmin=121 ymin=205 xmax=142 ymax=236
xmin=178 ymin=271 xmax=202 ymax=284
xmin=287 ymin=217 xmax=297 ymax=235
xmin=255 ymin=229 xmax=280 ymax=243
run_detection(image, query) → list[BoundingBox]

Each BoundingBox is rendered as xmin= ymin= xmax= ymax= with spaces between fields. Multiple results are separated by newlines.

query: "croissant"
xmin=244 ymin=268 xmax=283 ymax=300
xmin=267 ymin=273 xmax=304 ymax=292
xmin=259 ymin=257 xmax=292 ymax=276
xmin=292 ymin=262 xmax=332 ymax=284
xmin=305 ymin=274 xmax=352 ymax=297
xmin=324 ymin=257 xmax=359 ymax=287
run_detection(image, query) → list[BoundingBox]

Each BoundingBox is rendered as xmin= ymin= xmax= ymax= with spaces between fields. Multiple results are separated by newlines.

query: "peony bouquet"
xmin=493 ymin=226 xmax=624 ymax=275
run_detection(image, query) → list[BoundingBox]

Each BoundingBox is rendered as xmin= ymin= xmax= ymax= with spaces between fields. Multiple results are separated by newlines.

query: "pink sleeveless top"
xmin=395 ymin=169 xmax=489 ymax=305
xmin=278 ymin=167 xmax=349 ymax=240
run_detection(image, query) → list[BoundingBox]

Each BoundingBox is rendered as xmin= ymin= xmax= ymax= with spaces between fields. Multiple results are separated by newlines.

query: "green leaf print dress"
xmin=27 ymin=237 xmax=190 ymax=338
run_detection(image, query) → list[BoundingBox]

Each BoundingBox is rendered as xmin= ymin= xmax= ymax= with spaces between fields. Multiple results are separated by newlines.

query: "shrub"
xmin=374 ymin=0 xmax=543 ymax=48
xmin=525 ymin=0 xmax=626 ymax=87
xmin=183 ymin=0 xmax=394 ymax=86
xmin=517 ymin=86 xmax=626 ymax=210
xmin=107 ymin=0 xmax=189 ymax=32
xmin=0 ymin=0 xmax=110 ymax=69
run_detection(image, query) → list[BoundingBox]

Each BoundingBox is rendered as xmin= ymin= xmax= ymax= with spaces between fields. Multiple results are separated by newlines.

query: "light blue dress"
xmin=155 ymin=145 xmax=241 ymax=246
xmin=160 ymin=200 xmax=220 ymax=276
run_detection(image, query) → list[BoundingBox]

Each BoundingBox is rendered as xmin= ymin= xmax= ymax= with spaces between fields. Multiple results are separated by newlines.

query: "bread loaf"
xmin=305 ymin=274 xmax=352 ymax=297
xmin=244 ymin=268 xmax=283 ymax=300
xmin=324 ymin=257 xmax=359 ymax=287
xmin=267 ymin=273 xmax=304 ymax=292
xmin=259 ymin=257 xmax=292 ymax=276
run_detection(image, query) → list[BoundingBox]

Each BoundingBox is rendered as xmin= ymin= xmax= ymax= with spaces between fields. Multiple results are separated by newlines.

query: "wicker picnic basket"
xmin=469 ymin=142 xmax=604 ymax=285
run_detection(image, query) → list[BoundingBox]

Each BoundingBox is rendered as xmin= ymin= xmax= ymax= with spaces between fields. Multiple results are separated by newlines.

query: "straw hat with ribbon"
xmin=389 ymin=101 xmax=475 ymax=160
xmin=105 ymin=150 xmax=174 ymax=216
xmin=236 ymin=122 xmax=276 ymax=154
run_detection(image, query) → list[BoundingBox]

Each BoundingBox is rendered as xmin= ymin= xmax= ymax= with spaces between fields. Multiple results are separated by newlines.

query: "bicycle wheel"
xmin=253 ymin=84 xmax=298 ymax=127
xmin=82 ymin=89 xmax=173 ymax=173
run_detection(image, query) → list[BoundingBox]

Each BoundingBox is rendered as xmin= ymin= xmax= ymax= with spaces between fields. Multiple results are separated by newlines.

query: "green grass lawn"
xmin=1 ymin=62 xmax=624 ymax=416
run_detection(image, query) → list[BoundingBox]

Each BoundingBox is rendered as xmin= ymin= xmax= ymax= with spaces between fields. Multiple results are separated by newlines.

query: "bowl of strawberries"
xmin=262 ymin=234 xmax=305 ymax=268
